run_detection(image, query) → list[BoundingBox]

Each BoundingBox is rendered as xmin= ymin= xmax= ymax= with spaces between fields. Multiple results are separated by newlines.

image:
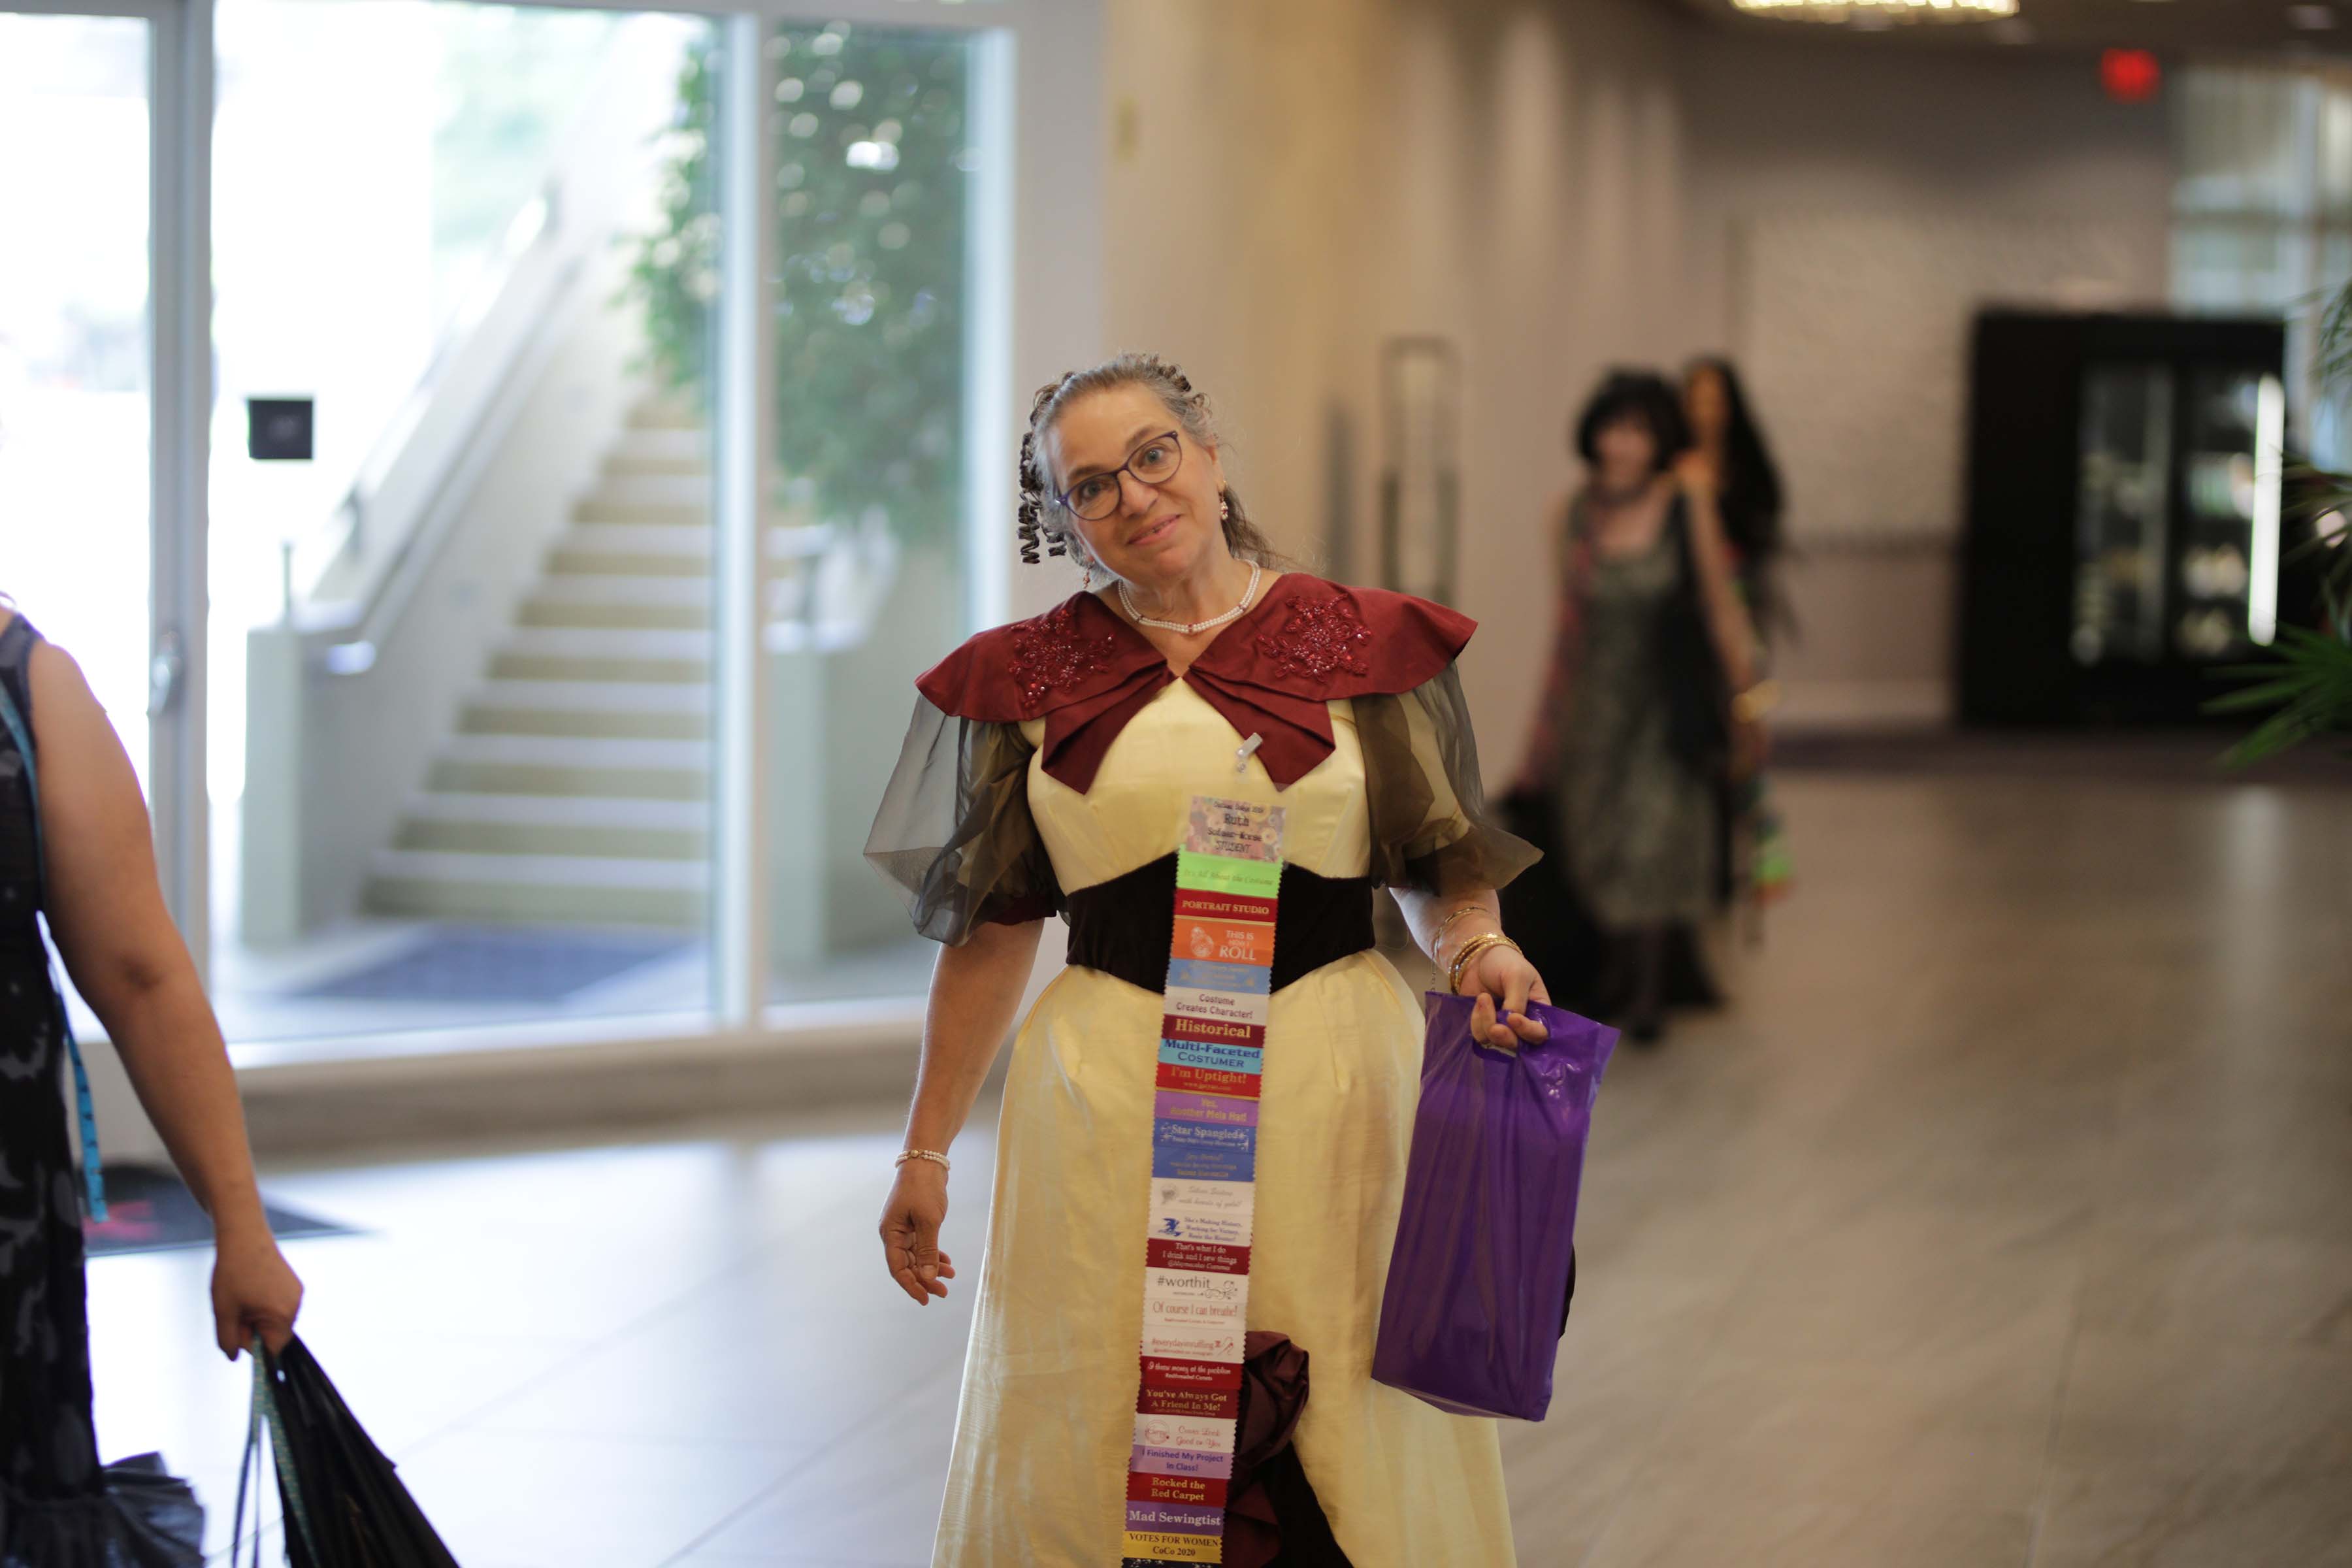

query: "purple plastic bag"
xmin=1371 ymin=992 xmax=1618 ymax=1422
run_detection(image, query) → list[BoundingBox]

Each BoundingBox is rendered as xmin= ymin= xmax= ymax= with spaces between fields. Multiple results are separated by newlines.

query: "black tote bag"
xmin=229 ymin=1336 xmax=462 ymax=1567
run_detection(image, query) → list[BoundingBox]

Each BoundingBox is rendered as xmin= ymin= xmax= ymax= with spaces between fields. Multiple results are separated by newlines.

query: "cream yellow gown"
xmin=932 ymin=678 xmax=1518 ymax=1567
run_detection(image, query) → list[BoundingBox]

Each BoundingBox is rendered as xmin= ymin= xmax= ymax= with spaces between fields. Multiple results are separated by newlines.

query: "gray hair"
xmin=1016 ymin=352 xmax=1279 ymax=571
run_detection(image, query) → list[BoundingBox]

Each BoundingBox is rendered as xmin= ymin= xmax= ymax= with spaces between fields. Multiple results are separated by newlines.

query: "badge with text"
xmin=1122 ymin=795 xmax=1284 ymax=1565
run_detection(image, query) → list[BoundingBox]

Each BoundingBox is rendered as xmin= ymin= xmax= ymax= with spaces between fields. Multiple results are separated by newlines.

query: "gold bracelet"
xmin=894 ymin=1149 xmax=951 ymax=1174
xmin=1731 ymin=678 xmax=1780 ymax=725
xmin=1431 ymin=902 xmax=1490 ymax=956
xmin=1447 ymin=932 xmax=1522 ymax=996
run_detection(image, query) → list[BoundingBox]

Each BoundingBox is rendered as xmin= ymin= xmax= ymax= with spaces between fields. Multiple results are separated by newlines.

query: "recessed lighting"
xmin=2290 ymin=4 xmax=2338 ymax=30
xmin=1849 ymin=10 xmax=1895 ymax=28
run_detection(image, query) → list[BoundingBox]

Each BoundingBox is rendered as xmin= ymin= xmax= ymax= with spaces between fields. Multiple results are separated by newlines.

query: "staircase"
xmin=363 ymin=400 xmax=714 ymax=926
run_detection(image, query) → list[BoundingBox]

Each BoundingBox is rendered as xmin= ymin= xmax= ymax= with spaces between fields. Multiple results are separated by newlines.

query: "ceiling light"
xmin=1731 ymin=0 xmax=2019 ymax=19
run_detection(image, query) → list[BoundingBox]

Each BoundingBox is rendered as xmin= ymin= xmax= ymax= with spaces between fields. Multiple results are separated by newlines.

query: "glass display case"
xmin=1963 ymin=312 xmax=2289 ymax=725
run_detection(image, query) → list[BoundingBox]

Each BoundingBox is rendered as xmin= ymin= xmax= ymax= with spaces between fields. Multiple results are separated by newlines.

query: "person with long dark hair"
xmin=1682 ymin=357 xmax=1786 ymax=638
xmin=1516 ymin=371 xmax=1765 ymax=1043
xmin=1684 ymin=357 xmax=1794 ymax=907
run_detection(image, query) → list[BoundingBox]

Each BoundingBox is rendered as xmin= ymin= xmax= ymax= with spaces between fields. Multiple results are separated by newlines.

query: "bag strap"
xmin=231 ymin=1335 xmax=325 ymax=1565
xmin=230 ymin=1340 xmax=267 ymax=1568
xmin=0 ymin=673 xmax=106 ymax=1220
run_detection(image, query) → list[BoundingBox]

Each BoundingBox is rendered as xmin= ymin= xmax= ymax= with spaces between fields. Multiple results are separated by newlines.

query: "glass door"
xmin=0 ymin=3 xmax=205 ymax=1017
xmin=2072 ymin=363 xmax=2174 ymax=666
xmin=2175 ymin=367 xmax=2286 ymax=660
xmin=0 ymin=13 xmax=157 ymax=789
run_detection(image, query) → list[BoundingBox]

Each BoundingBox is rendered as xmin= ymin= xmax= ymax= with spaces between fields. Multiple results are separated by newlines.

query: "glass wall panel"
xmin=0 ymin=13 xmax=155 ymax=1041
xmin=208 ymin=2 xmax=725 ymax=1043
xmin=700 ymin=22 xmax=979 ymax=1004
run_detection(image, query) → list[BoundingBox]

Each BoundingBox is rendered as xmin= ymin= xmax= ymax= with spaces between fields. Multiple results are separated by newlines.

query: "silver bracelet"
xmin=895 ymin=1149 xmax=951 ymax=1173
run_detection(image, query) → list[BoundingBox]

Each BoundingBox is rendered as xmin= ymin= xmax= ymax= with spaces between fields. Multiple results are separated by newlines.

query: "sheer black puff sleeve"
xmin=1355 ymin=663 xmax=1541 ymax=897
xmin=864 ymin=695 xmax=1062 ymax=945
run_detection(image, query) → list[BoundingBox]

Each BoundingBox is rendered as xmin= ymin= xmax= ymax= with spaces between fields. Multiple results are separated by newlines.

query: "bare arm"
xmin=879 ymin=915 xmax=1044 ymax=1305
xmin=29 ymin=638 xmax=301 ymax=1356
xmin=1675 ymin=468 xmax=1760 ymax=693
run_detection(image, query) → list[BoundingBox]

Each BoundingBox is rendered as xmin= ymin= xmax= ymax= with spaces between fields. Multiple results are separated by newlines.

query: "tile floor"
xmin=86 ymin=760 xmax=2352 ymax=1567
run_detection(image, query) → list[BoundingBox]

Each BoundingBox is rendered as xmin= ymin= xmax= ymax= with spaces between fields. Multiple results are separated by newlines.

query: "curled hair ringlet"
xmin=1015 ymin=353 xmax=1284 ymax=574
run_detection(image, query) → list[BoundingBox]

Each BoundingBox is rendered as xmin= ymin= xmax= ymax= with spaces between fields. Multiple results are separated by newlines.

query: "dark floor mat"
xmin=86 ymin=1165 xmax=353 ymax=1256
xmin=294 ymin=926 xmax=691 ymax=1005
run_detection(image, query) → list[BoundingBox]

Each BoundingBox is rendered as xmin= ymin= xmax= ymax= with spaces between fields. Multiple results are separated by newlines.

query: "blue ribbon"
xmin=0 ymin=674 xmax=107 ymax=1222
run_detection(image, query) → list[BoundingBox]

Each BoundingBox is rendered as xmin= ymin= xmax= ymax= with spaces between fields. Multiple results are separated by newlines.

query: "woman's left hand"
xmin=1456 ymin=943 xmax=1552 ymax=1049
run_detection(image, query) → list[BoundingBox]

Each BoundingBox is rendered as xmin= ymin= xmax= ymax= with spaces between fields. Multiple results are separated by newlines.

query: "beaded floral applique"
xmin=1007 ymin=600 xmax=1120 ymax=715
xmin=1254 ymin=593 xmax=1373 ymax=681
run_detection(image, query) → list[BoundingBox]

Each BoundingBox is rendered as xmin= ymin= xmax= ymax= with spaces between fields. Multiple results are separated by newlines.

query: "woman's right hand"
xmin=879 ymin=1161 xmax=956 ymax=1306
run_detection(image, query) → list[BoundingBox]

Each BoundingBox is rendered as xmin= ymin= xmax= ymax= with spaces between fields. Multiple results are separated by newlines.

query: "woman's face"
xmin=1592 ymin=413 xmax=1659 ymax=489
xmin=1045 ymin=384 xmax=1229 ymax=590
xmin=1685 ymin=366 xmax=1729 ymax=442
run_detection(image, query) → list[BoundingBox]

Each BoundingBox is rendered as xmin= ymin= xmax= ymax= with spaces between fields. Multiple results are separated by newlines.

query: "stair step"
xmin=604 ymin=427 xmax=709 ymax=478
xmin=546 ymin=523 xmax=829 ymax=580
xmin=364 ymin=850 xmax=705 ymax=926
xmin=427 ymin=734 xmax=709 ymax=800
xmin=468 ymin=680 xmax=712 ymax=714
xmin=574 ymin=472 xmax=710 ymax=519
xmin=489 ymin=628 xmax=712 ymax=685
xmin=549 ymin=522 xmax=710 ymax=579
xmin=461 ymin=679 xmax=712 ymax=741
xmin=393 ymin=798 xmax=708 ymax=860
xmin=404 ymin=793 xmax=711 ymax=829
xmin=628 ymin=397 xmax=702 ymax=433
xmin=517 ymin=577 xmax=711 ymax=632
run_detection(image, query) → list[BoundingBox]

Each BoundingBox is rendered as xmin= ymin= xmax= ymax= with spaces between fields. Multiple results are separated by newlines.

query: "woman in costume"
xmin=1516 ymin=372 xmax=1765 ymax=1045
xmin=868 ymin=354 xmax=1548 ymax=1567
xmin=0 ymin=605 xmax=303 ymax=1561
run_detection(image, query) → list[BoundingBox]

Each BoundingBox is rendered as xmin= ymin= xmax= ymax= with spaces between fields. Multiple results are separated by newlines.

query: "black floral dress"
xmin=0 ymin=616 xmax=203 ymax=1565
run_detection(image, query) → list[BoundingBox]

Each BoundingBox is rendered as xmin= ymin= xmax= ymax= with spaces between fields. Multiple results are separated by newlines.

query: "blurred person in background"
xmin=1680 ymin=357 xmax=1785 ymax=636
xmin=1682 ymin=356 xmax=1793 ymax=913
xmin=0 ymin=596 xmax=302 ymax=1561
xmin=1516 ymin=371 xmax=1764 ymax=1044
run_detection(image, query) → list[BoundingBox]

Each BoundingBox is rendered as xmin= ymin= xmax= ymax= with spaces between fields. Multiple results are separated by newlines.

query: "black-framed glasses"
xmin=1056 ymin=429 xmax=1184 ymax=521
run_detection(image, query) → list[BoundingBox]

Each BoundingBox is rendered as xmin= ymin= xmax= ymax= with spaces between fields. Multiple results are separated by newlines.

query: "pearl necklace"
xmin=1118 ymin=561 xmax=1263 ymax=636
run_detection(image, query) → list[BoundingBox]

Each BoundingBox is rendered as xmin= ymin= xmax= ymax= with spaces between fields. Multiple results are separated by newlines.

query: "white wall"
xmin=1678 ymin=32 xmax=2175 ymax=723
xmin=1086 ymin=8 xmax=2180 ymax=734
xmin=1096 ymin=0 xmax=1690 ymax=773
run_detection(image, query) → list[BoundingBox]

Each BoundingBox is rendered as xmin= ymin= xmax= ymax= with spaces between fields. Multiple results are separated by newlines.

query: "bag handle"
xmin=0 ymin=670 xmax=107 ymax=1220
xmin=229 ymin=1334 xmax=325 ymax=1565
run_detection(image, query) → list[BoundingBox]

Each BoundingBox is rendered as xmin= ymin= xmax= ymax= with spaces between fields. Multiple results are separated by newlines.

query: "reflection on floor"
xmin=90 ymin=763 xmax=2352 ymax=1565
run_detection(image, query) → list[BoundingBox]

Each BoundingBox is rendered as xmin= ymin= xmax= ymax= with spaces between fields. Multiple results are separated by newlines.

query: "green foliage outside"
xmin=2212 ymin=282 xmax=2352 ymax=764
xmin=622 ymin=22 xmax=971 ymax=554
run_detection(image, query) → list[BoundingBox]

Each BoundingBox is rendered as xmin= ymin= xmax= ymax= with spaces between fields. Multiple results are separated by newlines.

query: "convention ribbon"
xmin=1120 ymin=795 xmax=1284 ymax=1566
xmin=0 ymin=674 xmax=106 ymax=1221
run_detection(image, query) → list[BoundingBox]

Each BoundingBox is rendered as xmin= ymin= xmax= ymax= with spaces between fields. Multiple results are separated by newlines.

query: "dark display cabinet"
xmin=1960 ymin=312 xmax=2288 ymax=725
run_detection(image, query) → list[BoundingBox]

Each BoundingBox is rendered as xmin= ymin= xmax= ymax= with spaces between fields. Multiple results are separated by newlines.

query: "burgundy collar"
xmin=915 ymin=574 xmax=1474 ymax=792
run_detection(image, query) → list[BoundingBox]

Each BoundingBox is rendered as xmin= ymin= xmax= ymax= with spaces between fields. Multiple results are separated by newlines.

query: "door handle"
xmin=148 ymin=629 xmax=186 ymax=717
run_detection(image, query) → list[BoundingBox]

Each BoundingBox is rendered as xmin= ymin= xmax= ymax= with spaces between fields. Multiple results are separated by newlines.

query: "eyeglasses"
xmin=1056 ymin=429 xmax=1184 ymax=522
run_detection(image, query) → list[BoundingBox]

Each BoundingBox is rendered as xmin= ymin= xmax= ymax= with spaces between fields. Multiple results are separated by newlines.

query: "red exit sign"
xmin=2102 ymin=48 xmax=2163 ymax=105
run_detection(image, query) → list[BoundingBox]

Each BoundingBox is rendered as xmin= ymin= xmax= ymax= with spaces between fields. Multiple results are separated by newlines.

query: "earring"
xmin=1220 ymin=497 xmax=1231 ymax=522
